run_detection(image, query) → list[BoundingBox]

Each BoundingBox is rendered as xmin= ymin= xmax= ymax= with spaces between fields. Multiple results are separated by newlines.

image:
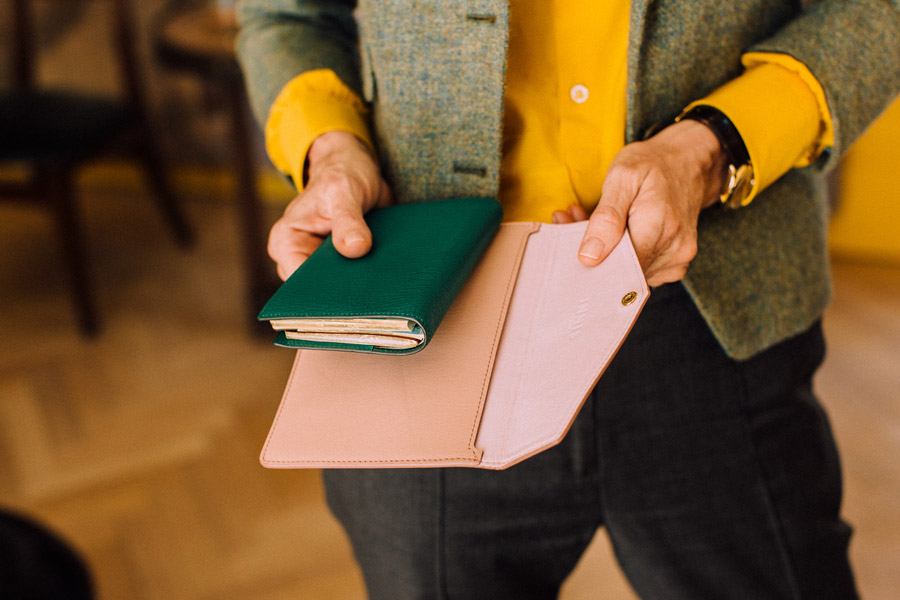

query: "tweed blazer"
xmin=237 ymin=0 xmax=900 ymax=359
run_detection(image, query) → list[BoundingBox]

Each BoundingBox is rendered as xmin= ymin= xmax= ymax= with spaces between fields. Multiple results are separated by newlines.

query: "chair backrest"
xmin=10 ymin=0 xmax=36 ymax=90
xmin=7 ymin=0 xmax=146 ymax=112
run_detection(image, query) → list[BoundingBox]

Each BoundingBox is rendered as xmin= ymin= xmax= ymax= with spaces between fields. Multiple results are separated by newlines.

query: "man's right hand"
xmin=268 ymin=131 xmax=392 ymax=280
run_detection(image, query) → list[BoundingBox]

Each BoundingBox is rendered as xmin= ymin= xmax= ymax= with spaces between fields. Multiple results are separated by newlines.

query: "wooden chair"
xmin=0 ymin=0 xmax=194 ymax=335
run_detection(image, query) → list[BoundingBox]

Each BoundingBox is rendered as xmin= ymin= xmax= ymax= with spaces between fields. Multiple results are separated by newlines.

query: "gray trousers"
xmin=324 ymin=282 xmax=857 ymax=599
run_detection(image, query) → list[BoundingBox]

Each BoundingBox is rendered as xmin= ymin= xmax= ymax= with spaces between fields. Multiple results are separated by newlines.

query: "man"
xmin=237 ymin=1 xmax=900 ymax=597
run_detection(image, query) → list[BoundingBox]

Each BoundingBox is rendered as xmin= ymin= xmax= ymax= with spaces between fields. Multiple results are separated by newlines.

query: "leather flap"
xmin=475 ymin=222 xmax=648 ymax=469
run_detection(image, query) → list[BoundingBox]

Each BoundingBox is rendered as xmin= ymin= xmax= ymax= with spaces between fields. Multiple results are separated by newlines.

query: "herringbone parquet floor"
xmin=0 ymin=175 xmax=897 ymax=599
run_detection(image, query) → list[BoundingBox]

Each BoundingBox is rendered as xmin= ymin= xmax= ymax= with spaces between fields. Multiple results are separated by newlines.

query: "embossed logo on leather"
xmin=567 ymin=298 xmax=591 ymax=340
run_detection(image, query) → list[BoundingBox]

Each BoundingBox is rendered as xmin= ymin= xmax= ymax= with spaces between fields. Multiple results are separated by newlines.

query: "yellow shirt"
xmin=265 ymin=0 xmax=834 ymax=223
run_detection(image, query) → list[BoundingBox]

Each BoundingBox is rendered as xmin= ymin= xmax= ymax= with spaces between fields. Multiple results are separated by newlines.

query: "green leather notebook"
xmin=257 ymin=197 xmax=503 ymax=354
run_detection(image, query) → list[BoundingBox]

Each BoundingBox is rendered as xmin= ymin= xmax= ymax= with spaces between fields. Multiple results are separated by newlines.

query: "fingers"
xmin=579 ymin=163 xmax=644 ymax=267
xmin=377 ymin=179 xmax=394 ymax=208
xmin=552 ymin=203 xmax=588 ymax=224
xmin=567 ymin=203 xmax=589 ymax=221
xmin=268 ymin=225 xmax=324 ymax=280
xmin=267 ymin=133 xmax=392 ymax=277
xmin=645 ymin=263 xmax=689 ymax=288
xmin=578 ymin=193 xmax=630 ymax=266
xmin=267 ymin=181 xmax=374 ymax=277
xmin=276 ymin=250 xmax=311 ymax=281
xmin=552 ymin=210 xmax=573 ymax=224
xmin=578 ymin=131 xmax=707 ymax=282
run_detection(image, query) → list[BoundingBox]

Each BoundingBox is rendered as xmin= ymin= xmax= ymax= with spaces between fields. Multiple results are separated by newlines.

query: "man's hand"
xmin=268 ymin=131 xmax=392 ymax=280
xmin=570 ymin=120 xmax=727 ymax=287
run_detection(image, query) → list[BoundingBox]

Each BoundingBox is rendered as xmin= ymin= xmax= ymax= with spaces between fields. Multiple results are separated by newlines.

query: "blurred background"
xmin=0 ymin=1 xmax=898 ymax=598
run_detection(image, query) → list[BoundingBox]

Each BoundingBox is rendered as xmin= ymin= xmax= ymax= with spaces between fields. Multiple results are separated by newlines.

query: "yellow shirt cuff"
xmin=264 ymin=69 xmax=373 ymax=189
xmin=690 ymin=53 xmax=834 ymax=203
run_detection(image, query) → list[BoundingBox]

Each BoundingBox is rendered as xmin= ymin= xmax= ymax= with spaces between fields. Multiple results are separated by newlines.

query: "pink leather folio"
xmin=261 ymin=221 xmax=649 ymax=470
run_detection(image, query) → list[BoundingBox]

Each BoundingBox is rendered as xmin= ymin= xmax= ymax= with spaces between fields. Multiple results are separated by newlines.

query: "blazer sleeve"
xmin=236 ymin=0 xmax=362 ymax=128
xmin=748 ymin=0 xmax=900 ymax=172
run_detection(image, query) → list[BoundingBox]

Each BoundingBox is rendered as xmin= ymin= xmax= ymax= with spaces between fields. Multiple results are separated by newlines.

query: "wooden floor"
xmin=1 ymin=178 xmax=898 ymax=599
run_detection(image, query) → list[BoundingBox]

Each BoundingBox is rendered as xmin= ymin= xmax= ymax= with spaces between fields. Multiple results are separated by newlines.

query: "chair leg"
xmin=46 ymin=168 xmax=100 ymax=336
xmin=136 ymin=124 xmax=194 ymax=247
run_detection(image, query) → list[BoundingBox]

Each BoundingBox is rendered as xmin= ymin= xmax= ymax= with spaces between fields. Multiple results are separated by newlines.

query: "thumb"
xmin=578 ymin=182 xmax=632 ymax=267
xmin=331 ymin=195 xmax=373 ymax=259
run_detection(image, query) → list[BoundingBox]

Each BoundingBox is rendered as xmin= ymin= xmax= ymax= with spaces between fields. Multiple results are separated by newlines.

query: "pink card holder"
xmin=260 ymin=221 xmax=649 ymax=470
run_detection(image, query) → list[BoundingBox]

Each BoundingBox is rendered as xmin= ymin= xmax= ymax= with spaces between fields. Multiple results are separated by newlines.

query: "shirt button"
xmin=570 ymin=84 xmax=589 ymax=104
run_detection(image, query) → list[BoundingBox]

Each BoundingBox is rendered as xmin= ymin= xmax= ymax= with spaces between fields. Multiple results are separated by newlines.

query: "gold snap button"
xmin=621 ymin=291 xmax=638 ymax=306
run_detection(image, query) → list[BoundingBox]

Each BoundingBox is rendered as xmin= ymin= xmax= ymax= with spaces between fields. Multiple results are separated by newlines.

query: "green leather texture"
xmin=258 ymin=197 xmax=503 ymax=354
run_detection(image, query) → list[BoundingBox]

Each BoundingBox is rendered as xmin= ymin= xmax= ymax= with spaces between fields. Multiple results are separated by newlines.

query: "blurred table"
xmin=155 ymin=6 xmax=276 ymax=332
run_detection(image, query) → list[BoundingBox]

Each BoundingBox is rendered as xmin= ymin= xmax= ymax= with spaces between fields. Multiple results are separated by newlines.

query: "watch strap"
xmin=677 ymin=105 xmax=756 ymax=208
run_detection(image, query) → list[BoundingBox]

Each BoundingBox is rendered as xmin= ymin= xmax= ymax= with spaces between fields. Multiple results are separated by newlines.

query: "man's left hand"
xmin=564 ymin=119 xmax=727 ymax=287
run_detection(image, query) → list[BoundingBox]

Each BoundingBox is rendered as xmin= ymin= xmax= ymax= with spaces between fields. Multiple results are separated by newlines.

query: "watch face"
xmin=724 ymin=164 xmax=755 ymax=209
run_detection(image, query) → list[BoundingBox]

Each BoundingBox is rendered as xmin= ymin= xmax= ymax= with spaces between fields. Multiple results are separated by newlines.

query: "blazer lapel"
xmin=626 ymin=0 xmax=654 ymax=143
